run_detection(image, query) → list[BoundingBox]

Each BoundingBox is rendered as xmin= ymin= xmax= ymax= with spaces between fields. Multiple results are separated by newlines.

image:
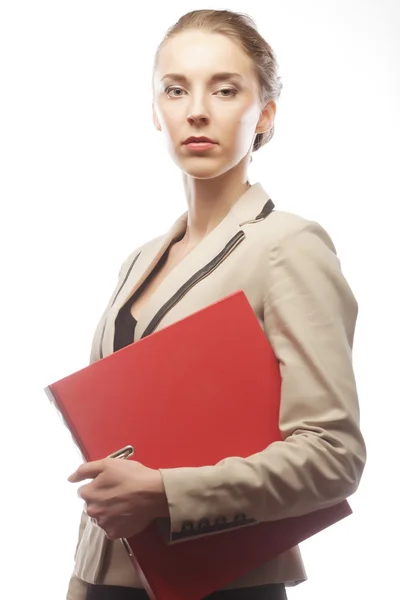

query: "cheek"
xmin=219 ymin=100 xmax=258 ymax=128
xmin=234 ymin=105 xmax=261 ymax=145
xmin=158 ymin=107 xmax=183 ymax=137
xmin=239 ymin=100 xmax=260 ymax=126
xmin=219 ymin=109 xmax=256 ymax=147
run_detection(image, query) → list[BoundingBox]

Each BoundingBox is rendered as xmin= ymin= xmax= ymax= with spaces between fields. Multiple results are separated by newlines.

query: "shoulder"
xmin=254 ymin=208 xmax=338 ymax=257
xmin=256 ymin=209 xmax=358 ymax=319
xmin=249 ymin=208 xmax=356 ymax=305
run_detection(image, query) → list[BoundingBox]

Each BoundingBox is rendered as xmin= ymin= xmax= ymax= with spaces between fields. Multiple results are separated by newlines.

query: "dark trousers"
xmin=86 ymin=583 xmax=288 ymax=600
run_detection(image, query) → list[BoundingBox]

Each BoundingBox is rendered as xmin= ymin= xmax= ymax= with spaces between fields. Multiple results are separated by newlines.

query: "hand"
xmin=67 ymin=458 xmax=169 ymax=540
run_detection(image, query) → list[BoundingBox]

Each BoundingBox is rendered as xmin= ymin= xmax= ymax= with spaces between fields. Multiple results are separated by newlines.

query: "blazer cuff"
xmin=158 ymin=466 xmax=257 ymax=544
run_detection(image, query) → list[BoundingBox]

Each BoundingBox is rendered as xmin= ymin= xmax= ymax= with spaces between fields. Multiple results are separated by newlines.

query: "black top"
xmin=113 ymin=241 xmax=173 ymax=352
xmin=86 ymin=583 xmax=286 ymax=599
xmin=113 ymin=297 xmax=137 ymax=352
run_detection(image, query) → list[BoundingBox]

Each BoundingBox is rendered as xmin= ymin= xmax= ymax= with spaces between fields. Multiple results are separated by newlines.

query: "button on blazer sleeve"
xmin=159 ymin=220 xmax=367 ymax=544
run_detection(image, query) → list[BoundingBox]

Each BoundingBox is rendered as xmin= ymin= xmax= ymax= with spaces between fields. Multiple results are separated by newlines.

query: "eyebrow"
xmin=160 ymin=72 xmax=245 ymax=83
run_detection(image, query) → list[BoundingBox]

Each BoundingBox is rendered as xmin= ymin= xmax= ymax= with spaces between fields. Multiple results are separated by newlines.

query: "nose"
xmin=187 ymin=94 xmax=210 ymax=126
xmin=187 ymin=112 xmax=209 ymax=126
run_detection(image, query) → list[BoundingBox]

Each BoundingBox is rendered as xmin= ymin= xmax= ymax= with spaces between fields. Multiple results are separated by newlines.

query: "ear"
xmin=255 ymin=100 xmax=276 ymax=135
xmin=152 ymin=103 xmax=162 ymax=132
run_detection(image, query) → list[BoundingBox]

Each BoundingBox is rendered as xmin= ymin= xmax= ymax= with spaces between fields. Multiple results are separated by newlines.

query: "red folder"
xmin=45 ymin=291 xmax=352 ymax=600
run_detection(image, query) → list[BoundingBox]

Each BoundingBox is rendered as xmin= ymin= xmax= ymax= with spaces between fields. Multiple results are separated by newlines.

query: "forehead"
xmin=155 ymin=29 xmax=256 ymax=82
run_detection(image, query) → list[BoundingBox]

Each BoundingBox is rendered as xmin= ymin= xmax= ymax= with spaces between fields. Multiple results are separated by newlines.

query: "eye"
xmin=165 ymin=86 xmax=185 ymax=97
xmin=164 ymin=87 xmax=238 ymax=98
xmin=217 ymin=88 xmax=238 ymax=98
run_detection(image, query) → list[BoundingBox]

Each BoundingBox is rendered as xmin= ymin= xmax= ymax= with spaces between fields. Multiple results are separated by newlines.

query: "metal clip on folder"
xmin=105 ymin=445 xmax=135 ymax=557
xmin=107 ymin=445 xmax=135 ymax=460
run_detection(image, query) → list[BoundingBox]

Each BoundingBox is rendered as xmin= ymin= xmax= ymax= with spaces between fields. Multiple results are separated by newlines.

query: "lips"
xmin=183 ymin=137 xmax=216 ymax=144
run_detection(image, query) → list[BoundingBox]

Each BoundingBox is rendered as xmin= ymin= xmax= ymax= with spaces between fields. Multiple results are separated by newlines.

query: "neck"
xmin=180 ymin=157 xmax=251 ymax=249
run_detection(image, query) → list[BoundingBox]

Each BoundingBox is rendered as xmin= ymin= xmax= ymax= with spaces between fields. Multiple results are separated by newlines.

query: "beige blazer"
xmin=66 ymin=182 xmax=366 ymax=599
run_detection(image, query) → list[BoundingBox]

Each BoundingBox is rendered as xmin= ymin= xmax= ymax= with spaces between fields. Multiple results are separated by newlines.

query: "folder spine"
xmin=44 ymin=385 xmax=88 ymax=463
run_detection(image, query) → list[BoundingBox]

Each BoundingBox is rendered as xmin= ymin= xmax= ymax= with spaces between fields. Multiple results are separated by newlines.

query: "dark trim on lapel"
xmin=140 ymin=196 xmax=276 ymax=340
xmin=113 ymin=252 xmax=143 ymax=308
xmin=140 ymin=231 xmax=245 ymax=339
xmin=103 ymin=184 xmax=275 ymax=348
xmin=255 ymin=199 xmax=275 ymax=221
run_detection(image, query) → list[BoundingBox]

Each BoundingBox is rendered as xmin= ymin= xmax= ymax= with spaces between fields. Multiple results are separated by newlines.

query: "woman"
xmin=66 ymin=9 xmax=366 ymax=600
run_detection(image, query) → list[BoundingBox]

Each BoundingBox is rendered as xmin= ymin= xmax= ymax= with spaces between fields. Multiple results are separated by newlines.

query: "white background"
xmin=1 ymin=1 xmax=399 ymax=598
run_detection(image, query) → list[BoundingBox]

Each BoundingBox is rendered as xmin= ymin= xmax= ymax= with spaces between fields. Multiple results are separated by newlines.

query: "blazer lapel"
xmin=100 ymin=214 xmax=187 ymax=357
xmin=102 ymin=182 xmax=273 ymax=353
xmin=134 ymin=208 xmax=244 ymax=340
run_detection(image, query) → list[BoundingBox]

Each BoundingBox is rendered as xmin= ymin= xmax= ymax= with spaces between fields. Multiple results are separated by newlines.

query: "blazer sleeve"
xmin=66 ymin=571 xmax=88 ymax=600
xmin=158 ymin=220 xmax=367 ymax=544
xmin=65 ymin=510 xmax=89 ymax=599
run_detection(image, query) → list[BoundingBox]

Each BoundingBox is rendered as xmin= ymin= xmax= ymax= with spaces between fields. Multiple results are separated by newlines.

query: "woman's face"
xmin=152 ymin=30 xmax=275 ymax=179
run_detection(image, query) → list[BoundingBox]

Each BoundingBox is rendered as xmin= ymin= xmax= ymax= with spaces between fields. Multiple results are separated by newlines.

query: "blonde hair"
xmin=152 ymin=9 xmax=283 ymax=152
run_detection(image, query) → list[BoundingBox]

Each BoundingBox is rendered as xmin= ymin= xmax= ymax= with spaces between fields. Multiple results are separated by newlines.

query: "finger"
xmin=76 ymin=482 xmax=91 ymax=502
xmin=68 ymin=459 xmax=106 ymax=482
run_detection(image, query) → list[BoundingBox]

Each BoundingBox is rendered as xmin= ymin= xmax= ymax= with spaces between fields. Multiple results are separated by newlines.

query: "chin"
xmin=181 ymin=166 xmax=229 ymax=180
xmin=174 ymin=156 xmax=235 ymax=179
